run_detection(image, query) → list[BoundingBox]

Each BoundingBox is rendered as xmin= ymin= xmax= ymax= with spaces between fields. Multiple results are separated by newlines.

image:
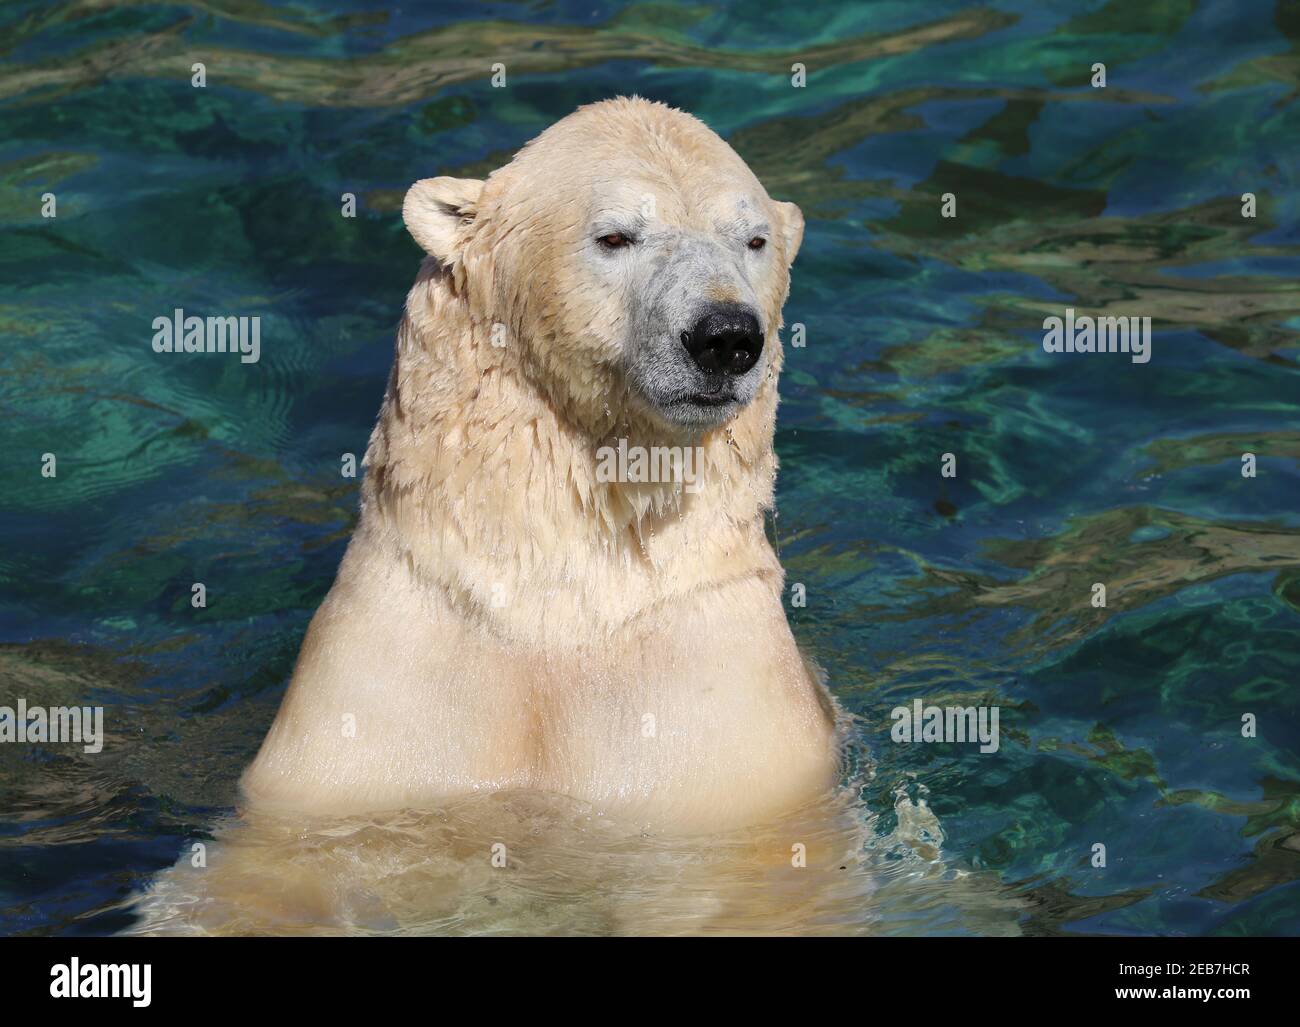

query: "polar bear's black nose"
xmin=682 ymin=306 xmax=763 ymax=377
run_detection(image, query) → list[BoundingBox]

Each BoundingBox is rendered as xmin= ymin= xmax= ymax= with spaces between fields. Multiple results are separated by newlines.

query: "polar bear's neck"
xmin=354 ymin=270 xmax=785 ymax=645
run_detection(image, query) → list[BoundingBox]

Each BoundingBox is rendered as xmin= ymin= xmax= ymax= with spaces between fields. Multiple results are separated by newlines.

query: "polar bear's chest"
xmin=244 ymin=555 xmax=837 ymax=831
xmin=502 ymin=582 xmax=839 ymax=828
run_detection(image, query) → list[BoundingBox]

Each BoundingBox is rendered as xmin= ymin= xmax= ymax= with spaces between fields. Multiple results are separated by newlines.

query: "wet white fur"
xmin=241 ymin=97 xmax=838 ymax=833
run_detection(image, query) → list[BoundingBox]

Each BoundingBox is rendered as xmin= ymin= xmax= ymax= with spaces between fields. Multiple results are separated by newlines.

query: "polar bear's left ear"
xmin=403 ymin=177 xmax=484 ymax=263
xmin=774 ymin=200 xmax=804 ymax=266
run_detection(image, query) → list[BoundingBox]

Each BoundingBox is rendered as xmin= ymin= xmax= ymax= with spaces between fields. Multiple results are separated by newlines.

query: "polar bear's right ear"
xmin=402 ymin=177 xmax=484 ymax=262
xmin=774 ymin=200 xmax=804 ymax=266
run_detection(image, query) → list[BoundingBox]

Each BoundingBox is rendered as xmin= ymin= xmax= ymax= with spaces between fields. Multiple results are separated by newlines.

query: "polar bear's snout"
xmin=629 ymin=291 xmax=766 ymax=429
xmin=622 ymin=228 xmax=774 ymax=431
xmin=681 ymin=304 xmax=763 ymax=378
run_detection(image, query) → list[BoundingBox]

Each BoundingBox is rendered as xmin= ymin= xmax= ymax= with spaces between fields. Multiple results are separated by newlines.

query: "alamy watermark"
xmin=595 ymin=439 xmax=705 ymax=494
xmin=890 ymin=699 xmax=1000 ymax=753
xmin=1042 ymin=308 xmax=1151 ymax=364
xmin=0 ymin=699 xmax=103 ymax=753
xmin=50 ymin=959 xmax=150 ymax=1007
xmin=151 ymin=307 xmax=261 ymax=364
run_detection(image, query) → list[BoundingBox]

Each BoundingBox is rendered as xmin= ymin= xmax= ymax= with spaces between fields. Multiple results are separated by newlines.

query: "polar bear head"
xmin=402 ymin=96 xmax=803 ymax=438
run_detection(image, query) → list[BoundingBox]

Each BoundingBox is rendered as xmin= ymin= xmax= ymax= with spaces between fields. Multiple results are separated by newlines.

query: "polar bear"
xmin=241 ymin=97 xmax=841 ymax=833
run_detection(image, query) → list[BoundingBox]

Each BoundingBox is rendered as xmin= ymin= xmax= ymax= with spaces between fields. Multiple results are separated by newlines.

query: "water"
xmin=1 ymin=0 xmax=1298 ymax=936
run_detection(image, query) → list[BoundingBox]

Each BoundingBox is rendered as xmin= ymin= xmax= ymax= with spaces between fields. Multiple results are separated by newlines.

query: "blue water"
xmin=0 ymin=0 xmax=1298 ymax=935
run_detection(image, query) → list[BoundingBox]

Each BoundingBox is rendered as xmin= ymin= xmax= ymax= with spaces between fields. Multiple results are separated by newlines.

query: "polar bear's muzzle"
xmin=625 ymin=298 xmax=767 ymax=432
xmin=617 ymin=228 xmax=771 ymax=431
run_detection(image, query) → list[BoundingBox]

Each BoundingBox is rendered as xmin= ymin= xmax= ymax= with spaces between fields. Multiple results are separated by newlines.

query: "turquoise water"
xmin=1 ymin=0 xmax=1298 ymax=935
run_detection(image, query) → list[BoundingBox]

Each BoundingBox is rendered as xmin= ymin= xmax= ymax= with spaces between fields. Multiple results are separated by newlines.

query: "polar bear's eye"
xmin=748 ymin=236 xmax=767 ymax=251
xmin=597 ymin=232 xmax=633 ymax=249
